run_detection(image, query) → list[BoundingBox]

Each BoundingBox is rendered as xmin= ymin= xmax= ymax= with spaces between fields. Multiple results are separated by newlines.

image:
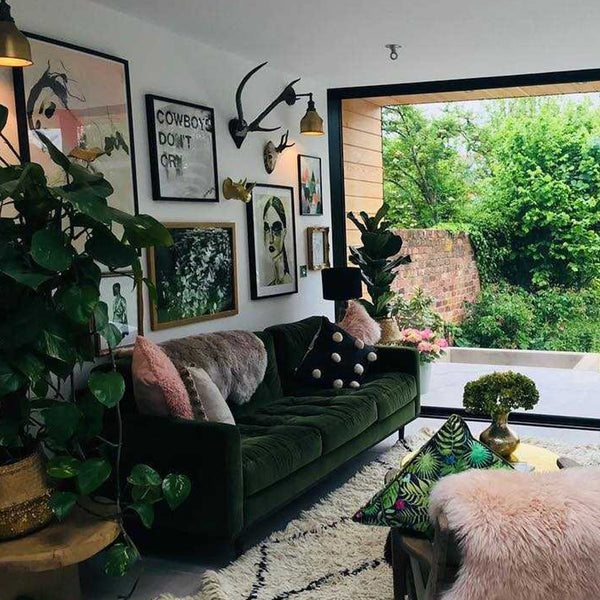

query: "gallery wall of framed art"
xmin=3 ymin=0 xmax=334 ymax=338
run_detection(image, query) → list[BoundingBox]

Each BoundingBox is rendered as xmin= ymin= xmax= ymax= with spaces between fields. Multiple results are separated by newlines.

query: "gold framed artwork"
xmin=147 ymin=222 xmax=238 ymax=330
xmin=307 ymin=226 xmax=330 ymax=270
xmin=95 ymin=271 xmax=143 ymax=356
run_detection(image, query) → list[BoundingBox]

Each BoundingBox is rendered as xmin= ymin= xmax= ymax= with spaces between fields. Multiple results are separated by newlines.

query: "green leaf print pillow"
xmin=352 ymin=414 xmax=513 ymax=538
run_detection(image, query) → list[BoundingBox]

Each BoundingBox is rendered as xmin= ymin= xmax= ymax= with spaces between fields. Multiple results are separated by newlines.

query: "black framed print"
xmin=95 ymin=272 xmax=143 ymax=356
xmin=146 ymin=95 xmax=218 ymax=202
xmin=13 ymin=32 xmax=138 ymax=217
xmin=298 ymin=154 xmax=323 ymax=215
xmin=247 ymin=184 xmax=298 ymax=300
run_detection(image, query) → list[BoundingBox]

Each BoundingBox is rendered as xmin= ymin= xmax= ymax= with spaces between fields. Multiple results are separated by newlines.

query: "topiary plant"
xmin=348 ymin=204 xmax=411 ymax=320
xmin=0 ymin=103 xmax=190 ymax=579
xmin=463 ymin=371 xmax=539 ymax=418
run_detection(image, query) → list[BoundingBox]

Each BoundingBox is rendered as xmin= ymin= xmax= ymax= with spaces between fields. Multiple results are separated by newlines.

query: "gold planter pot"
xmin=480 ymin=412 xmax=520 ymax=460
xmin=378 ymin=318 xmax=401 ymax=345
xmin=0 ymin=451 xmax=53 ymax=540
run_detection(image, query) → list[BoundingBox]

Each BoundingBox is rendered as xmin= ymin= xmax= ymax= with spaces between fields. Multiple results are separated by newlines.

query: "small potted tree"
xmin=347 ymin=205 xmax=411 ymax=344
xmin=463 ymin=371 xmax=539 ymax=459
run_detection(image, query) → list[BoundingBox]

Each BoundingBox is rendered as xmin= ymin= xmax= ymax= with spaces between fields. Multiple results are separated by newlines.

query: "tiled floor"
xmin=81 ymin=362 xmax=600 ymax=599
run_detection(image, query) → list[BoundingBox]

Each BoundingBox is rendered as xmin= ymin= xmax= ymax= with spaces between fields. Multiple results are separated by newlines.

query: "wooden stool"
xmin=0 ymin=505 xmax=119 ymax=600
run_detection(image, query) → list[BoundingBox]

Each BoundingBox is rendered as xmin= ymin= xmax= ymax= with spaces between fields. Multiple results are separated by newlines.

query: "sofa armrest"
xmin=121 ymin=413 xmax=243 ymax=540
xmin=374 ymin=345 xmax=421 ymax=405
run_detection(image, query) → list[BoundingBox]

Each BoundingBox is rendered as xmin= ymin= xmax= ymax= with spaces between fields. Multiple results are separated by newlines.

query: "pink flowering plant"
xmin=397 ymin=328 xmax=449 ymax=363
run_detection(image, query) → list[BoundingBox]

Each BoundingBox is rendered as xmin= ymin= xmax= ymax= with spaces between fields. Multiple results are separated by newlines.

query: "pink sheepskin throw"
xmin=429 ymin=467 xmax=600 ymax=600
xmin=338 ymin=300 xmax=381 ymax=345
xmin=132 ymin=336 xmax=194 ymax=420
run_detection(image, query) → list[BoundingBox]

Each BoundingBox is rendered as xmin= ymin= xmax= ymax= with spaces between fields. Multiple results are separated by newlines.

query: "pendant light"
xmin=0 ymin=0 xmax=31 ymax=67
xmin=299 ymin=93 xmax=324 ymax=136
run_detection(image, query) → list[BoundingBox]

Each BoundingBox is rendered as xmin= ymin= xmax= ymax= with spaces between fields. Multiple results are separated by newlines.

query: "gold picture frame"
xmin=147 ymin=222 xmax=238 ymax=330
xmin=307 ymin=226 xmax=331 ymax=271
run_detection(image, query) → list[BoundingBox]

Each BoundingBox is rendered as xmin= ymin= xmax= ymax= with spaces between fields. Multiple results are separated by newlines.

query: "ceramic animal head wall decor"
xmin=263 ymin=130 xmax=295 ymax=174
xmin=222 ymin=177 xmax=256 ymax=203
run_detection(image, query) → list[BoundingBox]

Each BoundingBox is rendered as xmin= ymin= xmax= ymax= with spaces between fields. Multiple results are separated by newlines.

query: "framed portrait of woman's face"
xmin=246 ymin=184 xmax=298 ymax=300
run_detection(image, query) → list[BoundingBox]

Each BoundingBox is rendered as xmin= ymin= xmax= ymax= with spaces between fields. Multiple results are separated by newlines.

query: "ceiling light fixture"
xmin=385 ymin=43 xmax=402 ymax=61
xmin=0 ymin=0 xmax=32 ymax=67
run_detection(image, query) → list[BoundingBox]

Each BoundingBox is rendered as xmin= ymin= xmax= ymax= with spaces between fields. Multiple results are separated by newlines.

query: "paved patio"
xmin=410 ymin=361 xmax=600 ymax=445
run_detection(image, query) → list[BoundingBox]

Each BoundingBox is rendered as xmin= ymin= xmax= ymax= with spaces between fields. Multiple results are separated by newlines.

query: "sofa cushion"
xmin=295 ymin=318 xmax=379 ymax=390
xmin=266 ymin=316 xmax=323 ymax=391
xmin=240 ymin=424 xmax=323 ymax=496
xmin=287 ymin=372 xmax=417 ymax=422
xmin=236 ymin=394 xmax=378 ymax=454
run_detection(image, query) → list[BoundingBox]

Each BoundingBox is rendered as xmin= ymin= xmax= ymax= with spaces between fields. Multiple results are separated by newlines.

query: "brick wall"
xmin=391 ymin=229 xmax=481 ymax=323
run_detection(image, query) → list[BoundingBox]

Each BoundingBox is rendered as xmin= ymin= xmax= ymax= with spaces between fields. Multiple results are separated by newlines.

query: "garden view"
xmin=383 ymin=95 xmax=600 ymax=353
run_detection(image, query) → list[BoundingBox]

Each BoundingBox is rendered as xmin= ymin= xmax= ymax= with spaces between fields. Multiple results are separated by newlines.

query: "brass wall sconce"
xmin=0 ymin=0 xmax=32 ymax=67
xmin=229 ymin=61 xmax=324 ymax=148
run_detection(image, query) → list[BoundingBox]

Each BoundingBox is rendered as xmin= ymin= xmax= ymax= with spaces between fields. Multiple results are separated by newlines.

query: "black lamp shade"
xmin=321 ymin=267 xmax=362 ymax=301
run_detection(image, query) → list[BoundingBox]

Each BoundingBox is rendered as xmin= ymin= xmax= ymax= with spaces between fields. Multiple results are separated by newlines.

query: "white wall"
xmin=8 ymin=0 xmax=333 ymax=341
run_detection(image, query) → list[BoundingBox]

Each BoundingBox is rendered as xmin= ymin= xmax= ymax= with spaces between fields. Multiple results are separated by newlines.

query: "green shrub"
xmin=391 ymin=287 xmax=445 ymax=333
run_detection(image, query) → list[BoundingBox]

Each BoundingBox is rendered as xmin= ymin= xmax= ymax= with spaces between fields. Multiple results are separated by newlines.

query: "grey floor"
xmin=80 ymin=362 xmax=600 ymax=599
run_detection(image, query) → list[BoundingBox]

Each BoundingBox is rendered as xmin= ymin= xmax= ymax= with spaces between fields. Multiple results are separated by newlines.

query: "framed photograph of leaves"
xmin=147 ymin=223 xmax=238 ymax=330
xmin=12 ymin=32 xmax=138 ymax=219
xmin=95 ymin=272 xmax=143 ymax=356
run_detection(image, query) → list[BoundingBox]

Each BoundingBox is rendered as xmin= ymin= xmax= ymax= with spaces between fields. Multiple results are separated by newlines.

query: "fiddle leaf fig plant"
xmin=348 ymin=204 xmax=411 ymax=320
xmin=0 ymin=103 xmax=191 ymax=579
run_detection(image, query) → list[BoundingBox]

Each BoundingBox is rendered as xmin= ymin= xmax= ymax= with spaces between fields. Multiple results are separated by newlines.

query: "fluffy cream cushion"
xmin=429 ymin=467 xmax=600 ymax=600
xmin=338 ymin=300 xmax=381 ymax=345
xmin=186 ymin=366 xmax=235 ymax=425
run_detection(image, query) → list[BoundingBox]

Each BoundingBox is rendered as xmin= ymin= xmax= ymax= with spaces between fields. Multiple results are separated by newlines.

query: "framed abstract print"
xmin=13 ymin=33 xmax=138 ymax=217
xmin=95 ymin=271 xmax=143 ymax=356
xmin=298 ymin=154 xmax=323 ymax=215
xmin=307 ymin=226 xmax=330 ymax=271
xmin=145 ymin=95 xmax=219 ymax=202
xmin=147 ymin=223 xmax=238 ymax=330
xmin=247 ymin=184 xmax=298 ymax=300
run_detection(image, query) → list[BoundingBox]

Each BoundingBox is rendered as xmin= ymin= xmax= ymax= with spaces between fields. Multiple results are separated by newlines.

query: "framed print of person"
xmin=13 ymin=33 xmax=138 ymax=217
xmin=298 ymin=154 xmax=323 ymax=215
xmin=147 ymin=223 xmax=238 ymax=330
xmin=145 ymin=95 xmax=219 ymax=202
xmin=95 ymin=272 xmax=143 ymax=356
xmin=247 ymin=184 xmax=298 ymax=300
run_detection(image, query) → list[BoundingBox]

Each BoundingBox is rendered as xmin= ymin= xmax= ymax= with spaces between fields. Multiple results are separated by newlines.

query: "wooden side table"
xmin=0 ymin=505 xmax=119 ymax=600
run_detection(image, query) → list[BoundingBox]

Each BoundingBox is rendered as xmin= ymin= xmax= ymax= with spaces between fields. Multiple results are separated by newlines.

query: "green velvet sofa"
xmin=118 ymin=316 xmax=420 ymax=550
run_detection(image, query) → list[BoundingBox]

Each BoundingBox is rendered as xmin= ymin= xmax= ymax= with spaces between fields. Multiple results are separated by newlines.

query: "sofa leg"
xmin=233 ymin=535 xmax=245 ymax=559
xmin=398 ymin=426 xmax=405 ymax=441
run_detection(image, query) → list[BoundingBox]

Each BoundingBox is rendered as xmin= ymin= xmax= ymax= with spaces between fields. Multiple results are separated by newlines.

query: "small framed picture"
xmin=247 ymin=184 xmax=298 ymax=300
xmin=147 ymin=223 xmax=238 ymax=330
xmin=145 ymin=94 xmax=219 ymax=202
xmin=95 ymin=272 xmax=143 ymax=356
xmin=307 ymin=226 xmax=330 ymax=270
xmin=298 ymin=154 xmax=323 ymax=215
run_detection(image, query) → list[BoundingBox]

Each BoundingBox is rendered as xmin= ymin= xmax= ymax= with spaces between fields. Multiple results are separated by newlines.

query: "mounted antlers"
xmin=229 ymin=62 xmax=301 ymax=149
xmin=263 ymin=130 xmax=295 ymax=174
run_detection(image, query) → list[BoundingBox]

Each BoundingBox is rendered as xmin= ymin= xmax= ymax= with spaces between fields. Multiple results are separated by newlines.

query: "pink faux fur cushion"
xmin=132 ymin=336 xmax=193 ymax=420
xmin=338 ymin=300 xmax=381 ymax=345
xmin=429 ymin=467 xmax=600 ymax=600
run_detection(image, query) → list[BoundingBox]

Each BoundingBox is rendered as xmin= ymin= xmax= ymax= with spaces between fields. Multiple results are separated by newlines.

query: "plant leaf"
xmin=162 ymin=473 xmax=192 ymax=510
xmin=47 ymin=455 xmax=81 ymax=478
xmin=30 ymin=228 xmax=72 ymax=272
xmin=35 ymin=131 xmax=72 ymax=172
xmin=128 ymin=502 xmax=154 ymax=528
xmin=57 ymin=284 xmax=99 ymax=324
xmin=43 ymin=403 xmax=81 ymax=443
xmin=103 ymin=542 xmax=139 ymax=577
xmin=77 ymin=457 xmax=112 ymax=495
xmin=0 ymin=358 xmax=25 ymax=395
xmin=88 ymin=371 xmax=125 ymax=408
xmin=93 ymin=301 xmax=109 ymax=331
xmin=0 ymin=104 xmax=8 ymax=134
xmin=100 ymin=322 xmax=124 ymax=349
xmin=48 ymin=491 xmax=78 ymax=521
xmin=85 ymin=228 xmax=137 ymax=269
xmin=127 ymin=464 xmax=162 ymax=487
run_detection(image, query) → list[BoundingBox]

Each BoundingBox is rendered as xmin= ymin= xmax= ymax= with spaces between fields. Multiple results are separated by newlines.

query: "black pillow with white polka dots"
xmin=295 ymin=317 xmax=378 ymax=390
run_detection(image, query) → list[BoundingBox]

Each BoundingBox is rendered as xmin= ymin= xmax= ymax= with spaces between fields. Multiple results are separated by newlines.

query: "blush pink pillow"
xmin=338 ymin=300 xmax=381 ymax=345
xmin=132 ymin=336 xmax=194 ymax=420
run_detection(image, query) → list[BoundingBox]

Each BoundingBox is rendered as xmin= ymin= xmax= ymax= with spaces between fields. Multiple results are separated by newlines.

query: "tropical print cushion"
xmin=352 ymin=414 xmax=513 ymax=537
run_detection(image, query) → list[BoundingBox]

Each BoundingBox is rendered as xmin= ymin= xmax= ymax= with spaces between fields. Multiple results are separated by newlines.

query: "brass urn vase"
xmin=378 ymin=318 xmax=401 ymax=345
xmin=0 ymin=450 xmax=53 ymax=540
xmin=480 ymin=412 xmax=520 ymax=460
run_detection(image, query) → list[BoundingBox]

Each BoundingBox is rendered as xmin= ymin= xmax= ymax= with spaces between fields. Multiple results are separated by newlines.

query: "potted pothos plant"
xmin=348 ymin=204 xmax=411 ymax=344
xmin=0 ymin=103 xmax=191 ymax=579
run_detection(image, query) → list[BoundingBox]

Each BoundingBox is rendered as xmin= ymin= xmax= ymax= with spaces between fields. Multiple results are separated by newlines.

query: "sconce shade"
xmin=0 ymin=1 xmax=32 ymax=67
xmin=322 ymin=267 xmax=362 ymax=301
xmin=300 ymin=97 xmax=324 ymax=136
